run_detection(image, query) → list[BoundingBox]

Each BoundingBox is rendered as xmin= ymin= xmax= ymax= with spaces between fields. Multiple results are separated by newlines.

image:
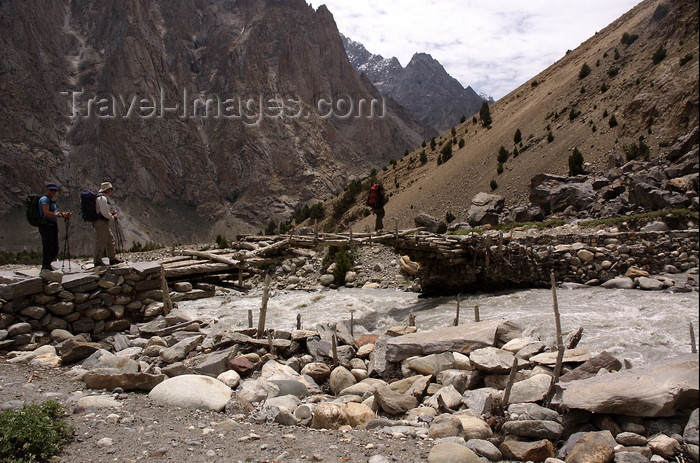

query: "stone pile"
xmin=5 ymin=310 xmax=698 ymax=463
xmin=0 ymin=262 xmax=213 ymax=352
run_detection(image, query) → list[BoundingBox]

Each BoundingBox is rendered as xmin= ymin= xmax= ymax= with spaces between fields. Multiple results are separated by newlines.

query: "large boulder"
xmin=467 ymin=192 xmax=505 ymax=227
xmin=414 ymin=212 xmax=444 ymax=233
xmin=529 ymin=174 xmax=596 ymax=214
xmin=559 ymin=354 xmax=699 ymax=417
xmin=148 ymin=374 xmax=232 ymax=411
xmin=628 ymin=179 xmax=689 ymax=210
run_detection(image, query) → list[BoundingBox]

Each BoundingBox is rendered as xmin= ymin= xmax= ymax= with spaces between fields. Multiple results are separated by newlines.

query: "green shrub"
xmin=621 ymin=32 xmax=639 ymax=45
xmin=437 ymin=154 xmax=443 ymax=165
xmin=441 ymin=141 xmax=453 ymax=162
xmin=578 ymin=62 xmax=592 ymax=79
xmin=420 ymin=150 xmax=428 ymax=164
xmin=601 ymin=82 xmax=609 ymax=93
xmin=497 ymin=163 xmax=504 ymax=175
xmin=497 ymin=146 xmax=509 ymax=163
xmin=569 ymin=147 xmax=585 ymax=176
xmin=607 ymin=67 xmax=619 ymax=77
xmin=531 ymin=80 xmax=539 ymax=87
xmin=0 ymin=401 xmax=73 ymax=463
xmin=472 ymin=116 xmax=477 ymax=124
xmin=603 ymin=109 xmax=609 ymax=117
xmin=614 ymin=48 xmax=620 ymax=60
xmin=479 ymin=102 xmax=492 ymax=127
xmin=580 ymin=86 xmax=586 ymax=93
xmin=445 ymin=211 xmax=456 ymax=224
xmin=460 ymin=115 xmax=466 ymax=123
xmin=0 ymin=250 xmax=42 ymax=266
xmin=323 ymin=246 xmax=356 ymax=286
xmin=512 ymin=146 xmax=519 ymax=157
xmin=421 ymin=139 xmax=426 ymax=148
xmin=652 ymin=46 xmax=667 ymax=64
xmin=332 ymin=178 xmax=364 ymax=220
xmin=430 ymin=137 xmax=436 ymax=150
xmin=609 ymin=114 xmax=618 ymax=127
xmin=216 ymin=234 xmax=229 ymax=249
xmin=490 ymin=179 xmax=498 ymax=190
xmin=569 ymin=107 xmax=581 ymax=121
xmin=680 ymin=53 xmax=693 ymax=66
xmin=127 ymin=241 xmax=164 ymax=253
xmin=547 ymin=130 xmax=554 ymax=143
xmin=264 ymin=220 xmax=277 ymax=235
xmin=458 ymin=138 xmax=465 ymax=149
xmin=624 ymin=137 xmax=650 ymax=161
xmin=652 ymin=4 xmax=669 ymax=21
xmin=451 ymin=127 xmax=456 ymax=137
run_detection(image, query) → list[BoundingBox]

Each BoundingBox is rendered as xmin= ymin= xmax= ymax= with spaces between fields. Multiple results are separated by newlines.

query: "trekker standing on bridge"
xmin=367 ymin=182 xmax=385 ymax=231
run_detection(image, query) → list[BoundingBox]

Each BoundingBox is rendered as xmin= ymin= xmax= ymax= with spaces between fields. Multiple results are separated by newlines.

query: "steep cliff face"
xmin=342 ymin=35 xmax=488 ymax=132
xmin=0 ymin=0 xmax=431 ymax=250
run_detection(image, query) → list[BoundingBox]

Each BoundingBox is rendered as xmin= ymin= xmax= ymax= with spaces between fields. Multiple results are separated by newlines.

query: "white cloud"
xmin=320 ymin=0 xmax=642 ymax=99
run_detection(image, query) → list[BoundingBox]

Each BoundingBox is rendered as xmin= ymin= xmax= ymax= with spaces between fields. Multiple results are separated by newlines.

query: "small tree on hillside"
xmin=579 ymin=62 xmax=592 ymax=79
xmin=514 ymin=128 xmax=522 ymax=144
xmin=479 ymin=102 xmax=492 ymax=127
xmin=497 ymin=146 xmax=509 ymax=163
xmin=569 ymin=147 xmax=585 ymax=176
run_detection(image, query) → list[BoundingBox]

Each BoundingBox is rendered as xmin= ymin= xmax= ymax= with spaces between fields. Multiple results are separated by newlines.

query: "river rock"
xmin=7 ymin=322 xmax=31 ymax=337
xmin=648 ymin=434 xmax=681 ymax=459
xmin=426 ymin=385 xmax=463 ymax=411
xmin=565 ymin=431 xmax=616 ymax=463
xmin=76 ymin=395 xmax=123 ymax=409
xmin=83 ymin=372 xmax=166 ymax=391
xmin=216 ymin=370 xmax=241 ymax=389
xmin=638 ymin=277 xmax=664 ymax=291
xmin=344 ymin=402 xmax=375 ymax=428
xmin=685 ymin=409 xmax=699 ymax=445
xmin=437 ymin=369 xmax=474 ymax=394
xmin=530 ymin=347 xmax=590 ymax=366
xmin=159 ymin=335 xmax=203 ymax=364
xmin=500 ymin=439 xmax=555 ymax=462
xmin=237 ymin=379 xmax=280 ymax=404
xmin=428 ymin=441 xmax=481 ymax=463
xmin=148 ymin=374 xmax=232 ymax=411
xmin=58 ymin=338 xmax=103 ymax=364
xmin=462 ymin=390 xmax=493 ymax=416
xmin=616 ymin=432 xmax=648 ymax=446
xmin=502 ymin=419 xmax=564 ymax=441
xmin=19 ymin=306 xmax=46 ymax=320
xmin=454 ymin=411 xmax=493 ymax=440
xmin=339 ymin=378 xmax=387 ymax=397
xmin=192 ymin=347 xmax=239 ymax=377
xmin=385 ymin=319 xmax=514 ymax=362
xmin=269 ymin=380 xmax=310 ymax=398
xmin=559 ymin=354 xmax=699 ymax=417
xmin=8 ymin=345 xmax=56 ymax=364
xmin=408 ymin=352 xmax=456 ymax=375
xmin=508 ymin=403 xmax=562 ymax=423
xmin=601 ymin=277 xmax=635 ymax=289
xmin=469 ymin=347 xmax=515 ymax=373
xmin=311 ymin=402 xmax=349 ymax=430
xmin=320 ymin=275 xmax=335 ymax=286
xmin=374 ymin=385 xmax=419 ymax=415
xmin=428 ymin=415 xmax=464 ymax=439
xmin=614 ymin=451 xmax=651 ymax=463
xmin=466 ymin=438 xmax=503 ymax=461
xmin=330 ymin=366 xmax=357 ymax=395
xmin=508 ymin=373 xmax=552 ymax=404
xmin=301 ymin=362 xmax=331 ymax=383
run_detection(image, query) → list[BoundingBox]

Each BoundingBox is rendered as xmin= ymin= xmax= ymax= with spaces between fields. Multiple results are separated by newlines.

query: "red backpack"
xmin=366 ymin=183 xmax=384 ymax=208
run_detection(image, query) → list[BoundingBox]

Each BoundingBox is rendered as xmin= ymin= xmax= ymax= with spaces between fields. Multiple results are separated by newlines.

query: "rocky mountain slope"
xmin=331 ymin=0 xmax=699 ymax=232
xmin=342 ymin=35 xmax=489 ymax=133
xmin=0 ymin=0 xmax=432 ymax=252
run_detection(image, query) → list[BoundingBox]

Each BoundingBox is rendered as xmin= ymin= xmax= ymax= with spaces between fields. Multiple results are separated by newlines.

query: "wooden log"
xmin=454 ymin=294 xmax=460 ymax=326
xmin=248 ymin=310 xmax=253 ymax=329
xmin=174 ymin=250 xmax=241 ymax=266
xmin=474 ymin=304 xmax=480 ymax=323
xmin=559 ymin=351 xmax=622 ymax=382
xmin=502 ymin=358 xmax=519 ymax=406
xmin=691 ymin=322 xmax=697 ymax=354
xmin=551 ymin=271 xmax=565 ymax=381
xmin=257 ymin=274 xmax=271 ymax=339
xmin=297 ymin=313 xmax=302 ymax=330
xmin=566 ymin=327 xmax=584 ymax=349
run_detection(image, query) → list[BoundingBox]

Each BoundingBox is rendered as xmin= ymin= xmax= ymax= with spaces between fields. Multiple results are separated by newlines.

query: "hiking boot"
xmin=109 ymin=258 xmax=123 ymax=265
xmin=94 ymin=261 xmax=108 ymax=268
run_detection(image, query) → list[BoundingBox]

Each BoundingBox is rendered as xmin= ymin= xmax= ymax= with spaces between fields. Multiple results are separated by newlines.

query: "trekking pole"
xmin=61 ymin=217 xmax=71 ymax=271
xmin=114 ymin=217 xmax=126 ymax=262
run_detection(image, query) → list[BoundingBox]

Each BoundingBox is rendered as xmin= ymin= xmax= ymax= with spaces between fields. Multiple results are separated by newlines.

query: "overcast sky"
xmin=318 ymin=1 xmax=642 ymax=100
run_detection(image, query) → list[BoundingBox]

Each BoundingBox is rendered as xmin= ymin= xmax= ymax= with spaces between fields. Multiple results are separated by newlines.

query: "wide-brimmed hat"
xmin=45 ymin=183 xmax=59 ymax=191
xmin=98 ymin=182 xmax=114 ymax=193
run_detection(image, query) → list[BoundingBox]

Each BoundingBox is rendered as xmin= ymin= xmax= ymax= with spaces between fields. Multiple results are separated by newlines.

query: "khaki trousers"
xmin=93 ymin=219 xmax=116 ymax=264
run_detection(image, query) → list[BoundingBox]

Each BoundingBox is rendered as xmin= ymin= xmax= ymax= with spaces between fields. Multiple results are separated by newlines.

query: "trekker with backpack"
xmin=92 ymin=181 xmax=122 ymax=267
xmin=37 ymin=184 xmax=72 ymax=274
xmin=367 ymin=183 xmax=385 ymax=231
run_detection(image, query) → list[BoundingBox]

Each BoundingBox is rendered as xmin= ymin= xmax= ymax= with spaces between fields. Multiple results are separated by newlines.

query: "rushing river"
xmin=179 ymin=286 xmax=699 ymax=366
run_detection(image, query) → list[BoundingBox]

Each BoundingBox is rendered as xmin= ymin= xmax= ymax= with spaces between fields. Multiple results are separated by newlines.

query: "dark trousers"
xmin=39 ymin=222 xmax=59 ymax=270
xmin=374 ymin=207 xmax=385 ymax=231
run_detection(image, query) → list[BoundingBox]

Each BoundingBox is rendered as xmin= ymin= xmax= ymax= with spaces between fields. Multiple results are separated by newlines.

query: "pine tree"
xmin=569 ymin=148 xmax=585 ymax=176
xmin=479 ymin=102 xmax=492 ymax=127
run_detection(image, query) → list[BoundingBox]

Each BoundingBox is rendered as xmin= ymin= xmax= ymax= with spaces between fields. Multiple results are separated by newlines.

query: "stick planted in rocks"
xmin=566 ymin=327 xmax=584 ymax=349
xmin=248 ymin=310 xmax=253 ymax=329
xmin=454 ymin=294 xmax=460 ymax=326
xmin=267 ymin=330 xmax=276 ymax=355
xmin=297 ymin=313 xmax=302 ymax=330
xmin=350 ymin=309 xmax=355 ymax=337
xmin=257 ymin=274 xmax=271 ymax=339
xmin=551 ymin=270 xmax=565 ymax=381
xmin=161 ymin=269 xmax=173 ymax=316
xmin=408 ymin=311 xmax=416 ymax=327
xmin=691 ymin=322 xmax=697 ymax=354
xmin=331 ymin=334 xmax=338 ymax=366
xmin=502 ymin=357 xmax=519 ymax=406
xmin=474 ymin=304 xmax=480 ymax=323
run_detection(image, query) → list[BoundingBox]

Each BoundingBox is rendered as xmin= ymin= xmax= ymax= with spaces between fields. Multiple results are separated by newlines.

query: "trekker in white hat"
xmin=93 ymin=181 xmax=122 ymax=267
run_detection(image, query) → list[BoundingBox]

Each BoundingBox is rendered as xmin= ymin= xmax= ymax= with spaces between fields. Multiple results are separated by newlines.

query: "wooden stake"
xmin=161 ymin=269 xmax=173 ymax=316
xmin=257 ymin=274 xmax=271 ymax=339
xmin=408 ymin=311 xmax=416 ymax=327
xmin=551 ymin=270 xmax=565 ymax=382
xmin=314 ymin=220 xmax=318 ymax=244
xmin=267 ymin=330 xmax=276 ymax=355
xmin=474 ymin=304 xmax=480 ymax=323
xmin=454 ymin=294 xmax=460 ymax=326
xmin=331 ymin=334 xmax=339 ymax=366
xmin=248 ymin=309 xmax=253 ymax=329
xmin=566 ymin=327 xmax=584 ymax=349
xmin=350 ymin=310 xmax=355 ymax=337
xmin=691 ymin=322 xmax=697 ymax=354
xmin=296 ymin=313 xmax=302 ymax=330
xmin=502 ymin=358 xmax=519 ymax=406
xmin=349 ymin=224 xmax=353 ymax=243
